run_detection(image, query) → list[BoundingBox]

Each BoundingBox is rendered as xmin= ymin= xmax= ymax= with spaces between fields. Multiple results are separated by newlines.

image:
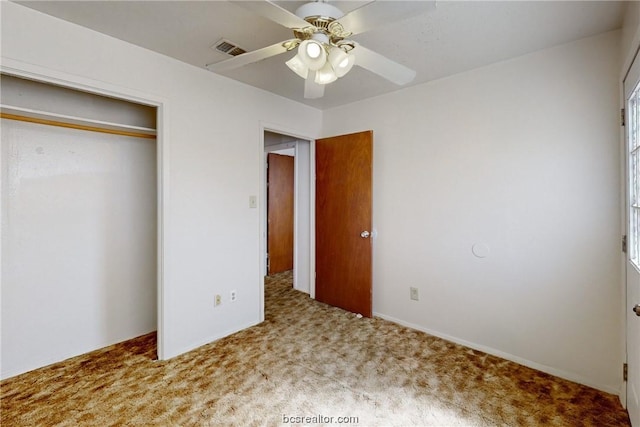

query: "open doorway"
xmin=260 ymin=129 xmax=374 ymax=320
xmin=262 ymin=130 xmax=312 ymax=296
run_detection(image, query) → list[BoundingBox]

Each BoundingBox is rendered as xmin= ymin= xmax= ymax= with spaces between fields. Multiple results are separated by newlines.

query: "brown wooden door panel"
xmin=316 ymin=131 xmax=372 ymax=317
xmin=267 ymin=153 xmax=294 ymax=275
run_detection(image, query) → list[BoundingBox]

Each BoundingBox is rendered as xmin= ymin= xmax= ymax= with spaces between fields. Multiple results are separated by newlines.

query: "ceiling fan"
xmin=206 ymin=0 xmax=435 ymax=99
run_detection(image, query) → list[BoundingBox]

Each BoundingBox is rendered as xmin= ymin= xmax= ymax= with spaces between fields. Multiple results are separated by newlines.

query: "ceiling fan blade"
xmin=230 ymin=0 xmax=310 ymax=29
xmin=336 ymin=1 xmax=436 ymax=36
xmin=304 ymin=71 xmax=325 ymax=99
xmin=353 ymin=44 xmax=416 ymax=85
xmin=206 ymin=41 xmax=291 ymax=73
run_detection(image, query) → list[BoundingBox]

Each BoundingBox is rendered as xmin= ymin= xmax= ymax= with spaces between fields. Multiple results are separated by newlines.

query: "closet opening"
xmin=1 ymin=74 xmax=159 ymax=379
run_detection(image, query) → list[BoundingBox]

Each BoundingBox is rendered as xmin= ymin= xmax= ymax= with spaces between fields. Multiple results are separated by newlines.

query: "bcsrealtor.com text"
xmin=282 ymin=414 xmax=359 ymax=425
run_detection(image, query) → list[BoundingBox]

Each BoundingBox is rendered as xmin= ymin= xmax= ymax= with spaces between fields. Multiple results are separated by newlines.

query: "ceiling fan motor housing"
xmin=295 ymin=1 xmax=344 ymax=28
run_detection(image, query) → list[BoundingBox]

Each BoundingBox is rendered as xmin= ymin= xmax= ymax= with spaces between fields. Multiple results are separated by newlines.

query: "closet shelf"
xmin=0 ymin=104 xmax=157 ymax=139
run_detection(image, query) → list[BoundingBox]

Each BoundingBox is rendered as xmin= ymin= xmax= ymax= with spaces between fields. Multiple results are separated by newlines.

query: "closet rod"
xmin=0 ymin=112 xmax=156 ymax=140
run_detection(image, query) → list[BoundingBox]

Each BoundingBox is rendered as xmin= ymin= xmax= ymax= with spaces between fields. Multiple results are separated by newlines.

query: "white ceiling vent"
xmin=212 ymin=39 xmax=246 ymax=57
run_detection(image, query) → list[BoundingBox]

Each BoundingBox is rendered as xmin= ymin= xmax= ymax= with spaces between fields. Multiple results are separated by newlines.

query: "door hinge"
xmin=623 ymin=235 xmax=628 ymax=254
xmin=624 ymin=363 xmax=628 ymax=381
xmin=622 ymin=108 xmax=626 ymax=127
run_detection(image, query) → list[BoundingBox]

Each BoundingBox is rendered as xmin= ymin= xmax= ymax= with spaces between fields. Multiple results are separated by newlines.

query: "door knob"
xmin=360 ymin=230 xmax=371 ymax=238
xmin=634 ymin=304 xmax=640 ymax=317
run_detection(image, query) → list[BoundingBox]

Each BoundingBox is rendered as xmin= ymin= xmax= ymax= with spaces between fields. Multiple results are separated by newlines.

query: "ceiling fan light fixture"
xmin=306 ymin=41 xmax=322 ymax=59
xmin=207 ymin=0 xmax=422 ymax=99
xmin=298 ymin=40 xmax=326 ymax=71
xmin=329 ymin=47 xmax=355 ymax=78
xmin=286 ymin=54 xmax=309 ymax=79
xmin=315 ymin=62 xmax=338 ymax=85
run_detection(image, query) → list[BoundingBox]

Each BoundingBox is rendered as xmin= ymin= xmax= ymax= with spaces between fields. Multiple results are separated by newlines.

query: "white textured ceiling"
xmin=15 ymin=1 xmax=624 ymax=110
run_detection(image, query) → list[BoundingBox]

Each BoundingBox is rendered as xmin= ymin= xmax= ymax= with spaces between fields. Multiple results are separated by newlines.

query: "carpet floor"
xmin=1 ymin=270 xmax=632 ymax=426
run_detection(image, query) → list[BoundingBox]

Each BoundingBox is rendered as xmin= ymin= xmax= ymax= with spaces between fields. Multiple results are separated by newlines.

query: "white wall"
xmin=622 ymin=1 xmax=640 ymax=78
xmin=1 ymin=120 xmax=157 ymax=378
xmin=1 ymin=2 xmax=322 ymax=376
xmin=294 ymin=140 xmax=311 ymax=294
xmin=264 ymin=131 xmax=298 ymax=147
xmin=271 ymin=148 xmax=295 ymax=156
xmin=322 ymin=31 xmax=622 ymax=393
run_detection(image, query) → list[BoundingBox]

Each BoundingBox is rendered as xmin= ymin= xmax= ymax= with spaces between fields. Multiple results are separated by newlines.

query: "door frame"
xmin=259 ymin=123 xmax=316 ymax=322
xmin=0 ymin=58 xmax=169 ymax=360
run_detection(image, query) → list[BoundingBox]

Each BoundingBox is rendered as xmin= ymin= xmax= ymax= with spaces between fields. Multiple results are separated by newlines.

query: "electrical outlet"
xmin=230 ymin=290 xmax=237 ymax=302
xmin=215 ymin=294 xmax=222 ymax=306
xmin=410 ymin=287 xmax=419 ymax=301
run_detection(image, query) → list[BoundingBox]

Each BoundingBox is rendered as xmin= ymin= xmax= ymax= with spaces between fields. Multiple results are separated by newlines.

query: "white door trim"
xmin=623 ymin=52 xmax=640 ymax=426
xmin=0 ymin=58 xmax=170 ymax=360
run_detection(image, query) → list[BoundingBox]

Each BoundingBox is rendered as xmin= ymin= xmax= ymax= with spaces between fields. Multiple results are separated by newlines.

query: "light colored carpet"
xmin=1 ymin=270 xmax=631 ymax=426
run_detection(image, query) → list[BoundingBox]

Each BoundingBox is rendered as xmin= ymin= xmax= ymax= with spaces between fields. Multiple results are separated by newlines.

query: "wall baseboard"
xmin=164 ymin=319 xmax=262 ymax=361
xmin=373 ymin=311 xmax=622 ymax=397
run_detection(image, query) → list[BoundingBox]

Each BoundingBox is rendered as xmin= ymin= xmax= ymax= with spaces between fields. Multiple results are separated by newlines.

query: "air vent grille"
xmin=213 ymin=39 xmax=246 ymax=57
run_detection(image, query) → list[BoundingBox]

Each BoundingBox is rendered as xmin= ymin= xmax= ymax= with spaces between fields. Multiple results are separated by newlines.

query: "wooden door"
xmin=316 ymin=131 xmax=372 ymax=317
xmin=267 ymin=153 xmax=294 ymax=275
